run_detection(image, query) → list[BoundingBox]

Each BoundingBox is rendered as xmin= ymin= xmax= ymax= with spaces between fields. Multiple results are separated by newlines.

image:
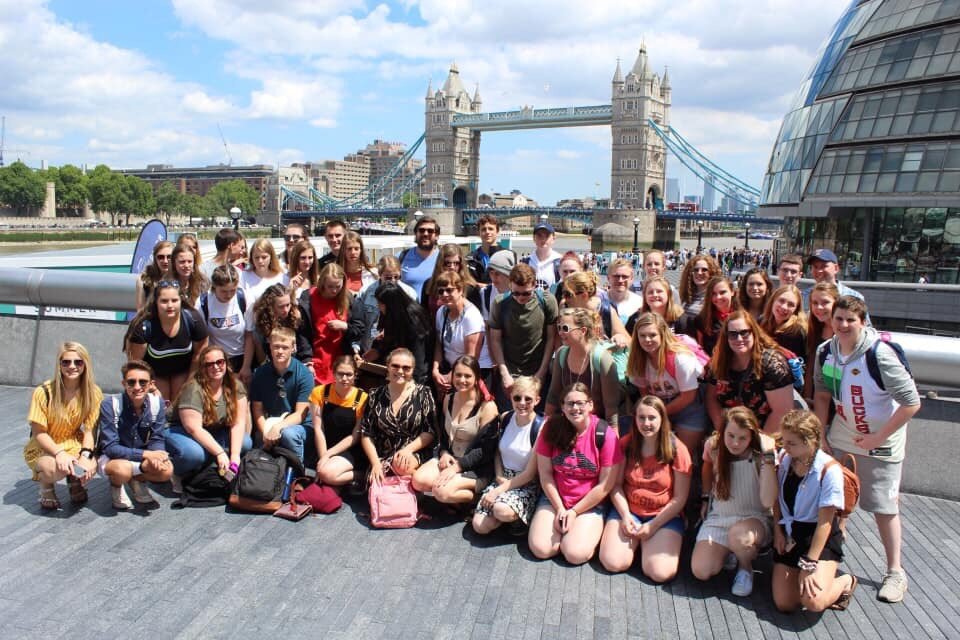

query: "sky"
xmin=0 ymin=0 xmax=849 ymax=205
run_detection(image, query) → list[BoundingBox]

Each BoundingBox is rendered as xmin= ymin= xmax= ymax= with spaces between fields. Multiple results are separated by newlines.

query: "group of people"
xmin=24 ymin=216 xmax=920 ymax=612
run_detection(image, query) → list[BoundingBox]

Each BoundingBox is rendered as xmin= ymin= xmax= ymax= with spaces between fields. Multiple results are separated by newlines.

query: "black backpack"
xmin=228 ymin=446 xmax=305 ymax=513
xmin=175 ymin=461 xmax=231 ymax=508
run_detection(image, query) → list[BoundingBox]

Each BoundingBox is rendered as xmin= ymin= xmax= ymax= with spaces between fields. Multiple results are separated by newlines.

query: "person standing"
xmin=467 ymin=214 xmax=511 ymax=284
xmin=401 ymin=216 xmax=441 ymax=299
xmin=776 ymin=254 xmax=804 ymax=288
xmin=199 ymin=228 xmax=245 ymax=279
xmin=521 ymin=221 xmax=563 ymax=291
xmin=317 ymin=219 xmax=347 ymax=269
xmin=280 ymin=223 xmax=309 ymax=267
xmin=806 ymin=249 xmax=864 ymax=302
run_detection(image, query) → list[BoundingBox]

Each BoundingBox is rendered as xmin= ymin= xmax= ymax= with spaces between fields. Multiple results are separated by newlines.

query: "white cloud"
xmin=182 ymin=91 xmax=235 ymax=116
xmin=556 ymin=149 xmax=582 ymax=160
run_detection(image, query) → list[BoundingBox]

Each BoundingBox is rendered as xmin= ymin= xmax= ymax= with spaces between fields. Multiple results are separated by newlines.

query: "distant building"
xmin=666 ymin=178 xmax=680 ymax=205
xmin=703 ymin=175 xmax=716 ymax=212
xmin=357 ymin=139 xmax=423 ymax=204
xmin=119 ymin=164 xmax=274 ymax=211
xmin=293 ymin=156 xmax=371 ymax=202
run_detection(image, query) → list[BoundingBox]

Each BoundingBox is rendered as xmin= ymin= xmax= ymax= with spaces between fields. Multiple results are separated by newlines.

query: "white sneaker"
xmin=731 ymin=568 xmax=754 ymax=597
xmin=723 ymin=552 xmax=738 ymax=571
xmin=111 ymin=484 xmax=133 ymax=510
xmin=878 ymin=569 xmax=908 ymax=603
xmin=170 ymin=475 xmax=182 ymax=495
xmin=129 ymin=480 xmax=159 ymax=508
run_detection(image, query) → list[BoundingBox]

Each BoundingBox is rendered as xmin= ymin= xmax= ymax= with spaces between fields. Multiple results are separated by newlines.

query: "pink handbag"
xmin=368 ymin=473 xmax=420 ymax=529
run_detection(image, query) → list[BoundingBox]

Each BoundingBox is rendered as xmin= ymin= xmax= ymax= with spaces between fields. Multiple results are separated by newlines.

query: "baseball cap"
xmin=807 ymin=248 xmax=838 ymax=264
xmin=533 ymin=222 xmax=555 ymax=235
xmin=488 ymin=251 xmax=516 ymax=276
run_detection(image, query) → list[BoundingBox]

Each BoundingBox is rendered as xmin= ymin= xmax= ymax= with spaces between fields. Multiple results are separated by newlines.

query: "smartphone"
xmin=72 ymin=461 xmax=86 ymax=477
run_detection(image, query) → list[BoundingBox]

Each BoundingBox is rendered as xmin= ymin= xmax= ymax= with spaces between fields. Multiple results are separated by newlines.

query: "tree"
xmin=58 ymin=165 xmax=89 ymax=216
xmin=87 ymin=164 xmax=125 ymax=225
xmin=203 ymin=179 xmax=260 ymax=222
xmin=180 ymin=193 xmax=204 ymax=224
xmin=401 ymin=190 xmax=420 ymax=208
xmin=123 ymin=175 xmax=155 ymax=225
xmin=155 ymin=181 xmax=181 ymax=226
xmin=0 ymin=161 xmax=46 ymax=215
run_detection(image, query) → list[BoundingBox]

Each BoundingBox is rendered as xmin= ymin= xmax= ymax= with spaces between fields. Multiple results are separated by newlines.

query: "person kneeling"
xmin=98 ymin=360 xmax=172 ymax=509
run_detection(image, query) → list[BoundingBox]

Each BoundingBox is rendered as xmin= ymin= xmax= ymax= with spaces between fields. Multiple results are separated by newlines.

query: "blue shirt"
xmin=400 ymin=247 xmax=438 ymax=299
xmin=97 ymin=393 xmax=166 ymax=462
xmin=776 ymin=449 xmax=844 ymax=538
xmin=249 ymin=358 xmax=313 ymax=425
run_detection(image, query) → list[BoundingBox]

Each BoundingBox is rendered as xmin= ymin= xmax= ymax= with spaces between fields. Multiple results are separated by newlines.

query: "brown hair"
xmin=624 ymin=395 xmax=675 ymax=465
xmin=476 ymin=214 xmax=500 ymax=229
xmin=287 ymin=240 xmax=319 ymax=285
xmin=834 ymin=295 xmax=869 ymax=321
xmin=737 ymin=267 xmax=772 ymax=313
xmin=806 ymin=282 xmax=840 ymax=355
xmin=337 ymin=230 xmax=376 ymax=275
xmin=191 ymin=345 xmax=240 ymax=427
xmin=543 ymin=383 xmax=593 ymax=450
xmin=317 ymin=262 xmax=351 ymax=317
xmin=697 ymin=276 xmax=739 ymax=338
xmin=707 ymin=406 xmax=762 ymax=501
xmin=509 ymin=263 xmax=536 ymax=286
xmin=711 ymin=310 xmax=779 ymax=380
xmin=248 ymin=238 xmax=283 ymax=277
xmin=679 ymin=255 xmax=721 ymax=304
xmin=761 ymin=284 xmax=806 ymax=339
xmin=427 ymin=244 xmax=476 ymax=296
xmin=253 ymin=284 xmax=302 ymax=339
xmin=626 ymin=312 xmax=693 ymax=379
xmin=779 ymin=409 xmax=822 ymax=450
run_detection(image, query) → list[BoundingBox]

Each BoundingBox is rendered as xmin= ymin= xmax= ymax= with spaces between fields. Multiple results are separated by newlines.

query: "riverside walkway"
xmin=2 ymin=385 xmax=959 ymax=639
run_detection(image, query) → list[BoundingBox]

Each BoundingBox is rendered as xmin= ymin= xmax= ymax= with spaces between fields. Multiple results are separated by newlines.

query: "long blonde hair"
xmin=48 ymin=342 xmax=99 ymax=424
xmin=626 ymin=312 xmax=692 ymax=379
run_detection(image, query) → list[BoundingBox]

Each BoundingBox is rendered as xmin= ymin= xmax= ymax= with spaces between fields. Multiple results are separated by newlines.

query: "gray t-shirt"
xmin=487 ymin=291 xmax=559 ymax=376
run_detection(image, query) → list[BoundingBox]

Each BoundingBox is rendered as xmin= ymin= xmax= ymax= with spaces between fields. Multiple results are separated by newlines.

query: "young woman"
xmin=24 ymin=342 xmax=103 ymax=510
xmin=626 ymin=312 xmax=707 ymax=454
xmin=287 ymin=239 xmax=319 ymax=300
xmin=737 ymin=267 xmax=772 ymax=323
xmin=240 ymin=238 xmax=287 ymax=304
xmin=413 ymin=356 xmax=498 ymax=505
xmin=704 ymin=311 xmax=795 ymax=435
xmin=549 ymin=251 xmax=585 ymax=298
xmin=125 ymin=282 xmax=209 ymax=402
xmin=692 ymin=407 xmax=777 ymax=597
xmin=309 ymin=355 xmax=368 ymax=487
xmin=346 ymin=255 xmax=418 ymax=359
xmin=360 ymin=348 xmax=438 ymax=484
xmin=628 ymin=276 xmax=684 ymax=334
xmin=561 ymin=271 xmax=630 ymax=347
xmin=337 ymin=230 xmax=379 ymax=293
xmin=421 ymin=243 xmax=482 ymax=318
xmin=528 ymin=383 xmax=622 ymax=565
xmin=241 ymin=284 xmax=313 ymax=382
xmin=306 ymin=262 xmax=350 ymax=385
xmin=678 ymin=254 xmax=722 ymax=318
xmin=203 ymin=265 xmax=248 ymax=372
xmin=772 ymin=410 xmax=856 ymax=613
xmin=137 ymin=241 xmax=174 ymax=311
xmin=803 ymin=282 xmax=839 ymax=402
xmin=364 ymin=283 xmax=432 ymax=385
xmin=546 ymin=307 xmax=622 ymax=429
xmin=761 ymin=284 xmax=807 ymax=359
xmin=170 ymin=243 xmax=208 ymax=308
xmin=472 ymin=376 xmax=544 ymax=534
xmin=643 ymin=250 xmax=667 ymax=279
xmin=432 ymin=271 xmax=493 ymax=394
xmin=599 ymin=396 xmax=691 ymax=582
xmin=164 ymin=345 xmax=252 ymax=480
xmin=693 ymin=276 xmax=739 ymax=359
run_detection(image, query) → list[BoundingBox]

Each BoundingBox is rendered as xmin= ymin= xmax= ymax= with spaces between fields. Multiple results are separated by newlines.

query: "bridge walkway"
xmin=1 ymin=385 xmax=958 ymax=639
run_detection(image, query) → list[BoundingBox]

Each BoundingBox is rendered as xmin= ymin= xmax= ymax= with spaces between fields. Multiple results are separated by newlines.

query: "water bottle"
xmin=280 ymin=467 xmax=295 ymax=501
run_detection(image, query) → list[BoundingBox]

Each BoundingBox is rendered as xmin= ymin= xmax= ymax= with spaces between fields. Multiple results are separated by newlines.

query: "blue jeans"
xmin=276 ymin=423 xmax=315 ymax=467
xmin=165 ymin=426 xmax=253 ymax=476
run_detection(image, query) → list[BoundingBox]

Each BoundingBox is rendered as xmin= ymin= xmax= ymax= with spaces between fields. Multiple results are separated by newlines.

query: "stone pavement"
xmin=2 ymin=385 xmax=960 ymax=639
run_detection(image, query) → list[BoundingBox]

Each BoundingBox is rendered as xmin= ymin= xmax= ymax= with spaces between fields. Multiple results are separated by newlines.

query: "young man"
xmin=318 ymin=219 xmax=347 ymax=268
xmin=200 ymin=228 xmax=245 ymax=279
xmin=813 ymin=296 xmax=920 ymax=604
xmin=280 ymin=223 xmax=309 ymax=267
xmin=478 ymin=250 xmax=516 ymax=321
xmin=487 ymin=263 xmax=559 ymax=411
xmin=521 ymin=221 xmax=563 ymax=291
xmin=777 ymin=254 xmax=804 ymax=287
xmin=250 ymin=327 xmax=314 ymax=464
xmin=468 ymin=214 xmax=511 ymax=284
xmin=602 ymin=258 xmax=644 ymax=326
xmin=97 ymin=360 xmax=171 ymax=510
xmin=807 ymin=248 xmax=864 ymax=300
xmin=400 ymin=215 xmax=441 ymax=299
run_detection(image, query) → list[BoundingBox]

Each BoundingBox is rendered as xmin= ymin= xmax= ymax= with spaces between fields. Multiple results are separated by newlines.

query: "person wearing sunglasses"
xmin=164 ymin=345 xmax=252 ymax=485
xmin=97 ymin=360 xmax=171 ymax=510
xmin=137 ymin=240 xmax=174 ymax=311
xmin=431 ymin=271 xmax=493 ymax=394
xmin=279 ymin=223 xmax=309 ymax=268
xmin=704 ymin=311 xmax=796 ymax=436
xmin=249 ymin=328 xmax=315 ymax=465
xmin=528 ymin=383 xmax=622 ymax=565
xmin=472 ymin=376 xmax=544 ymax=535
xmin=420 ymin=243 xmax=482 ymax=319
xmin=125 ymin=281 xmax=209 ymax=403
xmin=24 ymin=342 xmax=103 ymax=511
xmin=399 ymin=215 xmax=441 ymax=299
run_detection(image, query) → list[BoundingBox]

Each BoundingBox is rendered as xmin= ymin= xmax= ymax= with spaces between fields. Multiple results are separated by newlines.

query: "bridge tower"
xmin=424 ymin=64 xmax=482 ymax=216
xmin=610 ymin=43 xmax=671 ymax=211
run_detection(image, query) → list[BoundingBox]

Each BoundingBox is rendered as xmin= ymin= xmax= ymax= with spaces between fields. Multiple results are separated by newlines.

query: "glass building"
xmin=761 ymin=0 xmax=960 ymax=283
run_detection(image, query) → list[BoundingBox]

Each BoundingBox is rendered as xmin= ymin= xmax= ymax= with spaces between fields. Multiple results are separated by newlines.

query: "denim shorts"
xmin=607 ymin=508 xmax=686 ymax=535
xmin=535 ymin=494 xmax=606 ymax=517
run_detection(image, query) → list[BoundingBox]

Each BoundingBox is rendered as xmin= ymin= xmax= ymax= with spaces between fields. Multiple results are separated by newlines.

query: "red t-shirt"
xmin=309 ymin=288 xmax=347 ymax=385
xmin=534 ymin=415 xmax=623 ymax=509
xmin=620 ymin=435 xmax=692 ymax=517
xmin=345 ymin=270 xmax=364 ymax=293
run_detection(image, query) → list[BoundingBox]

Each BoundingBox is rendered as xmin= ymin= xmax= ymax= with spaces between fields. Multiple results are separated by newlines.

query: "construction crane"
xmin=0 ymin=116 xmax=30 ymax=167
xmin=217 ymin=123 xmax=233 ymax=166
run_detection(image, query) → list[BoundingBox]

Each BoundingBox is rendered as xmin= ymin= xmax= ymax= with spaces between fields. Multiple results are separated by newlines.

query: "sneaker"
xmin=170 ymin=475 xmax=183 ymax=495
xmin=731 ymin=568 xmax=754 ymax=597
xmin=129 ymin=480 xmax=159 ymax=508
xmin=878 ymin=569 xmax=908 ymax=603
xmin=111 ymin=484 xmax=133 ymax=510
xmin=723 ymin=552 xmax=738 ymax=571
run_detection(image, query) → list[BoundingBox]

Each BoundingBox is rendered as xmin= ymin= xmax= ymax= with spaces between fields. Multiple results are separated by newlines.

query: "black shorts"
xmin=773 ymin=519 xmax=844 ymax=567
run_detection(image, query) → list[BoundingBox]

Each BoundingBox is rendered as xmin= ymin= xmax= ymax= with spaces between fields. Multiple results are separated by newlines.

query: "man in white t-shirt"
xmin=521 ymin=222 xmax=563 ymax=291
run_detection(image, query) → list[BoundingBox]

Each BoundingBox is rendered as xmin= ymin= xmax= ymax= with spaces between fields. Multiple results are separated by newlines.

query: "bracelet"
xmin=52 ymin=448 xmax=66 ymax=458
xmin=216 ymin=450 xmax=228 ymax=458
xmin=797 ymin=555 xmax=819 ymax=572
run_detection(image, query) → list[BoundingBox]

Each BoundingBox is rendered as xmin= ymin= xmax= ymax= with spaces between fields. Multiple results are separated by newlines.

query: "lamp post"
xmin=696 ymin=220 xmax=704 ymax=254
xmin=229 ymin=206 xmax=241 ymax=231
xmin=744 ymin=222 xmax=751 ymax=250
xmin=632 ymin=216 xmax=640 ymax=254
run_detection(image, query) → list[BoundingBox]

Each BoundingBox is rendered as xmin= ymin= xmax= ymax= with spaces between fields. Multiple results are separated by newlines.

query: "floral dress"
xmin=704 ymin=348 xmax=794 ymax=428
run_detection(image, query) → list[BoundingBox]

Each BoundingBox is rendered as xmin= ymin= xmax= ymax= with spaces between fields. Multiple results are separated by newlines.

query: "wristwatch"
xmin=79 ymin=448 xmax=94 ymax=460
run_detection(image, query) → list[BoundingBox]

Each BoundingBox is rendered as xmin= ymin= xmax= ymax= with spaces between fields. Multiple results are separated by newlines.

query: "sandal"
xmin=830 ymin=574 xmax=858 ymax=611
xmin=67 ymin=476 xmax=88 ymax=505
xmin=39 ymin=486 xmax=61 ymax=511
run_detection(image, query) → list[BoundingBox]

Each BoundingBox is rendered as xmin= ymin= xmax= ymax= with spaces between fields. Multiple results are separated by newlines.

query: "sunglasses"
xmin=557 ymin=323 xmax=581 ymax=333
xmin=157 ymin=280 xmax=181 ymax=288
xmin=417 ymin=228 xmax=438 ymax=235
xmin=125 ymin=378 xmax=150 ymax=388
xmin=60 ymin=359 xmax=85 ymax=368
xmin=727 ymin=329 xmax=753 ymax=341
xmin=512 ymin=290 xmax=534 ymax=299
xmin=284 ymin=235 xmax=303 ymax=242
xmin=156 ymin=254 xmax=172 ymax=261
xmin=275 ymin=378 xmax=287 ymax=399
xmin=438 ymin=286 xmax=458 ymax=295
xmin=204 ymin=358 xmax=227 ymax=369
xmin=511 ymin=395 xmax=534 ymax=403
xmin=443 ymin=260 xmax=461 ymax=268
xmin=388 ymin=364 xmax=414 ymax=373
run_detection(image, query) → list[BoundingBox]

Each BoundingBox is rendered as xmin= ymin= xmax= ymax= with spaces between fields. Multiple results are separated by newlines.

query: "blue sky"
xmin=0 ymin=0 xmax=847 ymax=205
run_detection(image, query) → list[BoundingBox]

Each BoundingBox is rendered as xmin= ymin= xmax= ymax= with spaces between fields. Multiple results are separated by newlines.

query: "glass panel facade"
xmin=856 ymin=0 xmax=960 ymax=43
xmin=831 ymin=80 xmax=960 ymax=143
xmin=822 ymin=24 xmax=960 ymax=96
xmin=807 ymin=140 xmax=960 ymax=195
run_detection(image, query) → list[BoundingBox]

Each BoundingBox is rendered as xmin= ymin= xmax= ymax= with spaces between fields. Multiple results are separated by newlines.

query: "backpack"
xmin=175 ymin=461 xmax=231 ymax=508
xmin=821 ymin=453 xmax=861 ymax=522
xmin=664 ymin=335 xmax=711 ymax=380
xmin=501 ymin=411 xmax=546 ymax=446
xmin=597 ymin=299 xmax=629 ymax=384
xmin=775 ymin=346 xmax=806 ymax=392
xmin=557 ymin=343 xmax=627 ymax=392
xmin=228 ymin=446 xmax=305 ymax=513
xmin=818 ymin=332 xmax=912 ymax=393
xmin=199 ymin=288 xmax=247 ymax=323
xmin=368 ymin=472 xmax=421 ymax=528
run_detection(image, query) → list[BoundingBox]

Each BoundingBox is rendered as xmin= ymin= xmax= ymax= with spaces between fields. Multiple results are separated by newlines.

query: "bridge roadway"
xmin=2 ymin=383 xmax=959 ymax=639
